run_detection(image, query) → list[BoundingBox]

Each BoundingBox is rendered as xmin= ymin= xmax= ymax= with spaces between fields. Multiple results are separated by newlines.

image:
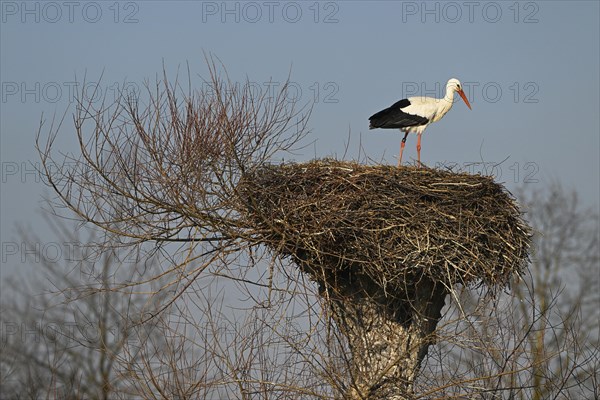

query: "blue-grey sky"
xmin=1 ymin=1 xmax=599 ymax=279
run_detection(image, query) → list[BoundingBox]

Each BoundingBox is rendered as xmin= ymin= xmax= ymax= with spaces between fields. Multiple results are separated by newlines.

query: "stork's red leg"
xmin=416 ymin=133 xmax=422 ymax=166
xmin=398 ymin=131 xmax=409 ymax=167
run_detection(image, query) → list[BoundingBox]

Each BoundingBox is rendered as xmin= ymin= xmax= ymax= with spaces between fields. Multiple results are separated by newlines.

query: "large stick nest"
xmin=238 ymin=159 xmax=531 ymax=292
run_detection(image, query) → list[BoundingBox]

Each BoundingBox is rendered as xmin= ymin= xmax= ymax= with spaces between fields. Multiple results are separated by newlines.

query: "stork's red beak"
xmin=458 ymin=89 xmax=472 ymax=110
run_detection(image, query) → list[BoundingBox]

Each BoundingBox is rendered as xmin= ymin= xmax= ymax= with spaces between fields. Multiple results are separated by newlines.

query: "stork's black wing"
xmin=369 ymin=99 xmax=429 ymax=129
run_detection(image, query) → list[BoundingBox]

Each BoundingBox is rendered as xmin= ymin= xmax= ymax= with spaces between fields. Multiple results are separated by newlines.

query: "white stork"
xmin=369 ymin=78 xmax=472 ymax=166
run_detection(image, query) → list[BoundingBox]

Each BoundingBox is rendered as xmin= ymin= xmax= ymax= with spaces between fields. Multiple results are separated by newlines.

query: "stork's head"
xmin=447 ymin=78 xmax=472 ymax=110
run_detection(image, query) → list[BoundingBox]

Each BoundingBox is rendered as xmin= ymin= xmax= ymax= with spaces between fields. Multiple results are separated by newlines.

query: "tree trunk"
xmin=323 ymin=272 xmax=448 ymax=399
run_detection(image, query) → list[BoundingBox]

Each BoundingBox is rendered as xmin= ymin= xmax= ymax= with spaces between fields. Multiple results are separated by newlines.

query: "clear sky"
xmin=1 ymin=1 xmax=599 ymax=280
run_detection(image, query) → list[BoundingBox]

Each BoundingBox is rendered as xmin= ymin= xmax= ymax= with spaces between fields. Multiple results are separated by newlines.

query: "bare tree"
xmin=117 ymin=263 xmax=344 ymax=399
xmin=0 ymin=217 xmax=167 ymax=399
xmin=32 ymin=56 xmax=597 ymax=399
xmin=512 ymin=184 xmax=599 ymax=399
xmin=34 ymin=56 xmax=332 ymax=399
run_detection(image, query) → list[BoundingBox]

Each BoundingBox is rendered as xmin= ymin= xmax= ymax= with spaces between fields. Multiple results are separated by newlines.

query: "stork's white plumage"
xmin=369 ymin=78 xmax=472 ymax=166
